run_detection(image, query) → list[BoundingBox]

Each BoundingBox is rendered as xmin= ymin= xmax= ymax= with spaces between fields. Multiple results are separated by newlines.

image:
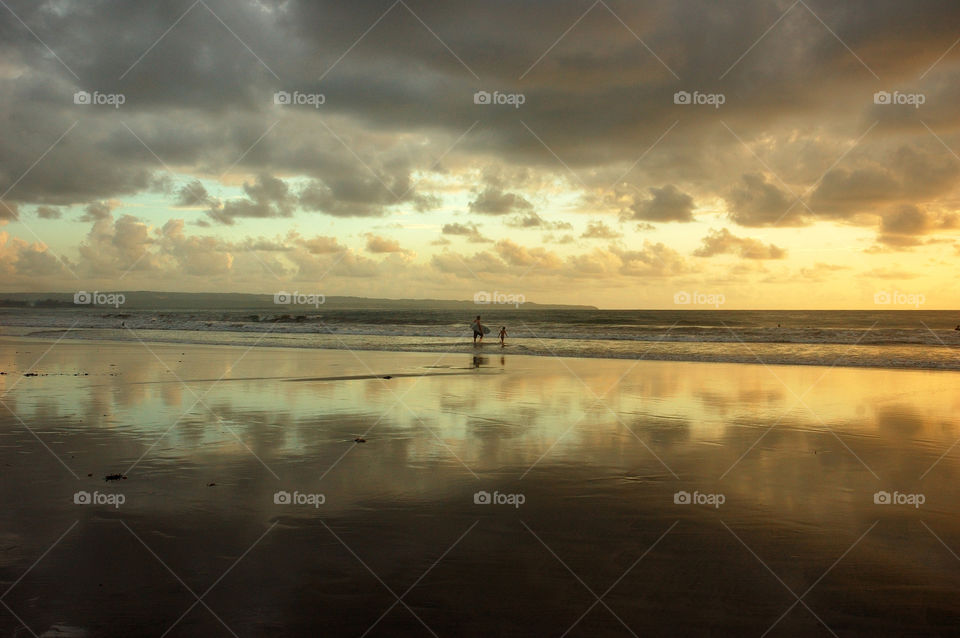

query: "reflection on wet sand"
xmin=3 ymin=337 xmax=960 ymax=635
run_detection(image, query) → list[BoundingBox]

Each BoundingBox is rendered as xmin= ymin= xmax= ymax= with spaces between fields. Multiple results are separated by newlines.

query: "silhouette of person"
xmin=472 ymin=315 xmax=484 ymax=344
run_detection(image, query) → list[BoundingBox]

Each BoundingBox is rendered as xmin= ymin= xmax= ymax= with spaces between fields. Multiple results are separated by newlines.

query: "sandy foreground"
xmin=2 ymin=336 xmax=960 ymax=636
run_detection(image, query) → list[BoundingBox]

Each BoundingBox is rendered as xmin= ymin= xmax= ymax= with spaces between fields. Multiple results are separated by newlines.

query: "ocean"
xmin=2 ymin=307 xmax=959 ymax=371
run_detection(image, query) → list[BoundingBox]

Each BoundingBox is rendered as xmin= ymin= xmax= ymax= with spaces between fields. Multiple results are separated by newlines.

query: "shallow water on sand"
xmin=6 ymin=306 xmax=960 ymax=371
xmin=2 ymin=337 xmax=960 ymax=636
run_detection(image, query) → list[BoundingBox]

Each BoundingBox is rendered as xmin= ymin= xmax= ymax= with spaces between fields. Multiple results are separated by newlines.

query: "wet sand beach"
xmin=3 ymin=336 xmax=960 ymax=636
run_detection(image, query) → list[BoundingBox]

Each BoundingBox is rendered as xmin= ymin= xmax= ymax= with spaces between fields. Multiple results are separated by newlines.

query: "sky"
xmin=1 ymin=0 xmax=959 ymax=309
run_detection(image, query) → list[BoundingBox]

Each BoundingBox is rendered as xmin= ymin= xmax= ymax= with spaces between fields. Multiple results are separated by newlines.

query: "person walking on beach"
xmin=498 ymin=326 xmax=507 ymax=347
xmin=472 ymin=315 xmax=484 ymax=344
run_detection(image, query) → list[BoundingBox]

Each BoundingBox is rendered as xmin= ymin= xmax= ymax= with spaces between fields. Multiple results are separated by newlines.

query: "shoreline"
xmin=2 ymin=329 xmax=960 ymax=375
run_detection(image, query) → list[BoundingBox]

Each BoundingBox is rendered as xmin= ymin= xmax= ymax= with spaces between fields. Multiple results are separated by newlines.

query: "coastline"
xmin=3 ymin=325 xmax=960 ymax=373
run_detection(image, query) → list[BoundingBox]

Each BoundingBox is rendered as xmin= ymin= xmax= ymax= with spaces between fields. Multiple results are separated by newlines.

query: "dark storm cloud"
xmin=625 ymin=184 xmax=695 ymax=223
xmin=0 ymin=0 xmax=959 ymax=234
xmin=35 ymin=206 xmax=62 ymax=219
xmin=78 ymin=200 xmax=116 ymax=222
xmin=298 ymin=180 xmax=387 ymax=218
xmin=725 ymin=173 xmax=805 ymax=227
xmin=442 ymin=222 xmax=490 ymax=243
xmin=808 ymin=145 xmax=960 ymax=218
xmin=874 ymin=203 xmax=958 ymax=248
xmin=175 ymin=180 xmax=214 ymax=207
xmin=206 ymin=174 xmax=295 ymax=224
xmin=297 ymin=164 xmax=438 ymax=218
xmin=880 ymin=204 xmax=957 ymax=235
xmin=469 ymin=187 xmax=532 ymax=215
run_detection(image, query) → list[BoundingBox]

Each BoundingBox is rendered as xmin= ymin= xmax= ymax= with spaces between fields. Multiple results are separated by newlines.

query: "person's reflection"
xmin=500 ymin=355 xmax=505 ymax=367
xmin=472 ymin=355 xmax=489 ymax=368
